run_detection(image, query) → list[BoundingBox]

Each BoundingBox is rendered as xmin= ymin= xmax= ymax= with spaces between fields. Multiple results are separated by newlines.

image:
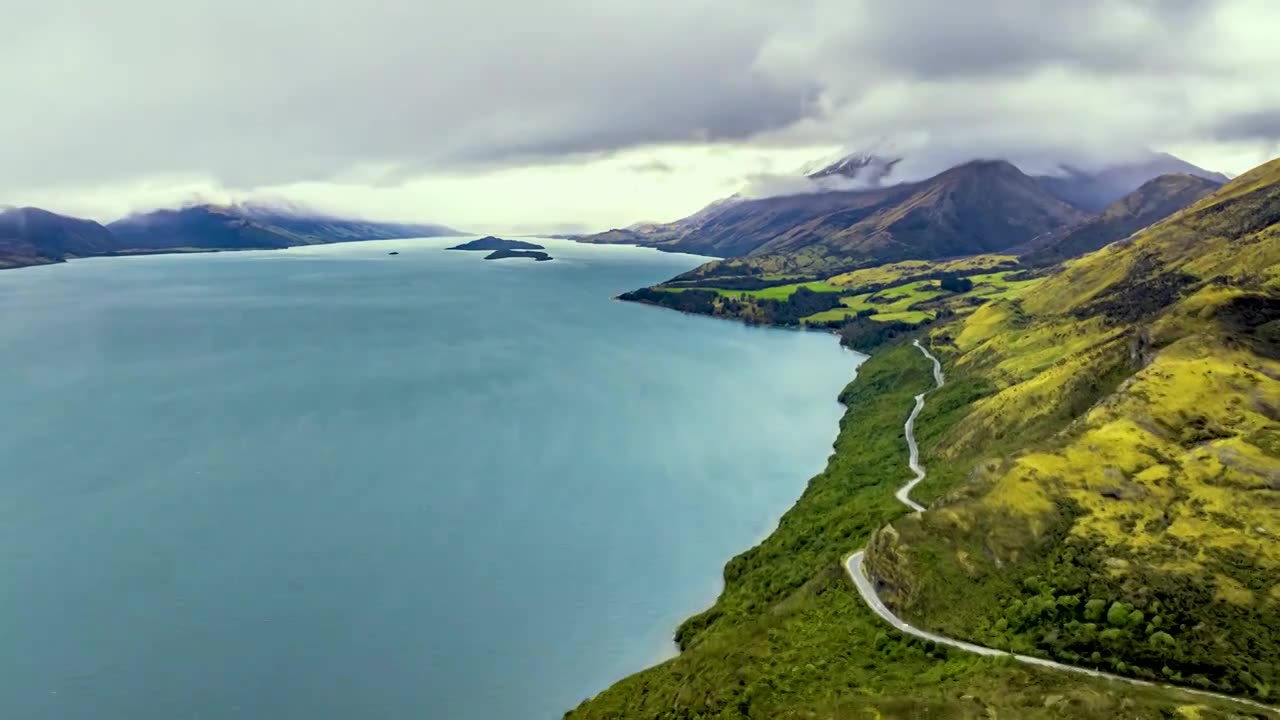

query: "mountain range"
xmin=1019 ymin=172 xmax=1224 ymax=266
xmin=574 ymin=151 xmax=1227 ymax=277
xmin=1034 ymin=152 xmax=1228 ymax=211
xmin=0 ymin=203 xmax=461 ymax=269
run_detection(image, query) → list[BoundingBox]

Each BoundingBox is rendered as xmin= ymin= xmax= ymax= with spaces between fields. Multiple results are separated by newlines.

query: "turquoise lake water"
xmin=0 ymin=238 xmax=862 ymax=719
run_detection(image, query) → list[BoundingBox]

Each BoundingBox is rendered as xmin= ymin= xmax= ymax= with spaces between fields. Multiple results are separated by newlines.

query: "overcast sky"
xmin=4 ymin=0 xmax=1279 ymax=232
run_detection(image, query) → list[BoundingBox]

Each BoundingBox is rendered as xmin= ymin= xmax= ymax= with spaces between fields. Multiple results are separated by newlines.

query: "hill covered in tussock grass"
xmin=867 ymin=157 xmax=1280 ymax=701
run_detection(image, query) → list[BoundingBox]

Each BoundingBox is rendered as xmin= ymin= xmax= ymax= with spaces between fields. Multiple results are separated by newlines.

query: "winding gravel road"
xmin=842 ymin=340 xmax=1277 ymax=715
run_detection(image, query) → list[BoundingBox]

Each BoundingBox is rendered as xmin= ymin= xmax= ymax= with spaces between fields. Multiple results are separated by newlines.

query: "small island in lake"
xmin=447 ymin=236 xmax=545 ymax=251
xmin=484 ymin=249 xmax=553 ymax=261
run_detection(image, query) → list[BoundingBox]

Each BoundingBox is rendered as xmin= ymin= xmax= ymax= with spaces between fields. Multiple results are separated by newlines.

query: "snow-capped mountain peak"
xmin=800 ymin=150 xmax=903 ymax=186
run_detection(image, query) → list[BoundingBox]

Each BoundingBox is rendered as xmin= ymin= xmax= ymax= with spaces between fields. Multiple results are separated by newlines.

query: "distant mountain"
xmin=233 ymin=203 xmax=462 ymax=243
xmin=575 ymin=185 xmax=916 ymax=259
xmin=108 ymin=204 xmax=462 ymax=252
xmin=745 ymin=160 xmax=1087 ymax=268
xmin=574 ymin=150 xmax=1224 ymax=270
xmin=108 ymin=205 xmax=299 ymax=250
xmin=0 ymin=207 xmax=115 ymax=268
xmin=613 ymin=159 xmax=1086 ymax=278
xmin=1021 ymin=173 xmax=1223 ymax=266
xmin=1035 ymin=152 xmax=1228 ymax=211
xmin=0 ymin=202 xmax=462 ymax=270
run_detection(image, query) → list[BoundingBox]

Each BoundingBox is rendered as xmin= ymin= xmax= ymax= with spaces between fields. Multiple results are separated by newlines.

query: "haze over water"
xmin=0 ymin=238 xmax=860 ymax=720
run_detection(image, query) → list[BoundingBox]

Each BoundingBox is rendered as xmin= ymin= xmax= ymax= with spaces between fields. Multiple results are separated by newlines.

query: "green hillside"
xmin=865 ymin=157 xmax=1280 ymax=700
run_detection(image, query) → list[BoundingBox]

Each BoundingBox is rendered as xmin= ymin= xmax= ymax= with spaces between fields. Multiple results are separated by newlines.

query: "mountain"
xmin=574 ymin=151 xmax=1224 ymax=270
xmin=0 ymin=207 xmax=115 ymax=268
xmin=747 ymin=159 xmax=1086 ymax=269
xmin=107 ymin=204 xmax=462 ymax=252
xmin=108 ymin=205 xmax=300 ymax=250
xmin=671 ymin=160 xmax=1087 ymax=278
xmin=1021 ymin=173 xmax=1223 ymax=266
xmin=578 ymin=160 xmax=1085 ymax=275
xmin=1035 ymin=151 xmax=1228 ymax=211
xmin=232 ymin=203 xmax=462 ymax=242
xmin=1 ymin=203 xmax=463 ymax=269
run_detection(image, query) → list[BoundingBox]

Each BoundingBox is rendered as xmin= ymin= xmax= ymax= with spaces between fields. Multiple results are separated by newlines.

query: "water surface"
xmin=0 ymin=238 xmax=861 ymax=719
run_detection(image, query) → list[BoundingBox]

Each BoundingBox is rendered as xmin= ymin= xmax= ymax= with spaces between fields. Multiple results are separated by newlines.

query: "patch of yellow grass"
xmin=973 ymin=334 xmax=1280 ymax=570
xmin=1214 ymin=575 xmax=1255 ymax=607
xmin=982 ymin=455 xmax=1056 ymax=521
xmin=827 ymin=255 xmax=1017 ymax=288
xmin=1020 ymin=243 xmax=1137 ymax=316
xmin=1176 ymin=705 xmax=1203 ymax=720
xmin=952 ymin=302 xmax=1013 ymax=351
xmin=871 ymin=310 xmax=933 ymax=324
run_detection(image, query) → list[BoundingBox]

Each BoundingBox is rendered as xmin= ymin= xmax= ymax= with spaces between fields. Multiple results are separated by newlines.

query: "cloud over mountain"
xmin=3 ymin=0 xmax=1278 ymax=229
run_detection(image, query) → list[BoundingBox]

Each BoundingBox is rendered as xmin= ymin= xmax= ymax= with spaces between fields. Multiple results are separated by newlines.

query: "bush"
xmin=1107 ymin=601 xmax=1134 ymax=627
xmin=1084 ymin=599 xmax=1108 ymax=622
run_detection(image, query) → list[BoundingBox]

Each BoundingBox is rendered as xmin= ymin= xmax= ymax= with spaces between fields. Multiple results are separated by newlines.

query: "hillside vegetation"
xmin=867 ymin=157 xmax=1280 ymax=701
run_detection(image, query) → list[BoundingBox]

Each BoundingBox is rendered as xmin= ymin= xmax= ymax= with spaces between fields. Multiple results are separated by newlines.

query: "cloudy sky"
xmin=5 ymin=0 xmax=1279 ymax=233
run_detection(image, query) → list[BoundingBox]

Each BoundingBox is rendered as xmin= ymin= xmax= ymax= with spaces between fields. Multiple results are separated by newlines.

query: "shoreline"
xmin=611 ymin=294 xmax=848 ymax=341
xmin=0 ymin=235 xmax=470 ymax=273
xmin=2 ymin=234 xmax=718 ymax=274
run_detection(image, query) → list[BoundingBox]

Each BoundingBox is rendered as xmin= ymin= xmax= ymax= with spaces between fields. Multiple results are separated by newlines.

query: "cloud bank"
xmin=3 ymin=0 xmax=1278 ymax=227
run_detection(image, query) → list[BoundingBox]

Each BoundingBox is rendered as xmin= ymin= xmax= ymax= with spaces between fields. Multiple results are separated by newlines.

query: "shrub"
xmin=1084 ymin=599 xmax=1108 ymax=622
xmin=1107 ymin=601 xmax=1134 ymax=627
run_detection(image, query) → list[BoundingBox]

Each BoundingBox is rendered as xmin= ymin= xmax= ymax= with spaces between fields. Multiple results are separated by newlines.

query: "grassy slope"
xmin=795 ymin=273 xmax=1043 ymax=326
xmin=685 ymin=281 xmax=843 ymax=300
xmin=867 ymin=158 xmax=1280 ymax=701
xmin=567 ymin=345 xmax=1256 ymax=719
xmin=828 ymin=255 xmax=1018 ymax=288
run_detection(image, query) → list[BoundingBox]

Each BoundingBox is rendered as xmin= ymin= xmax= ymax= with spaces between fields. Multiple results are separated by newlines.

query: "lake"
xmin=0 ymin=238 xmax=862 ymax=719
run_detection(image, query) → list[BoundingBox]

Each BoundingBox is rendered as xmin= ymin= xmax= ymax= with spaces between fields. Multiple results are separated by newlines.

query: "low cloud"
xmin=1212 ymin=110 xmax=1280 ymax=143
xmin=627 ymin=160 xmax=677 ymax=174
